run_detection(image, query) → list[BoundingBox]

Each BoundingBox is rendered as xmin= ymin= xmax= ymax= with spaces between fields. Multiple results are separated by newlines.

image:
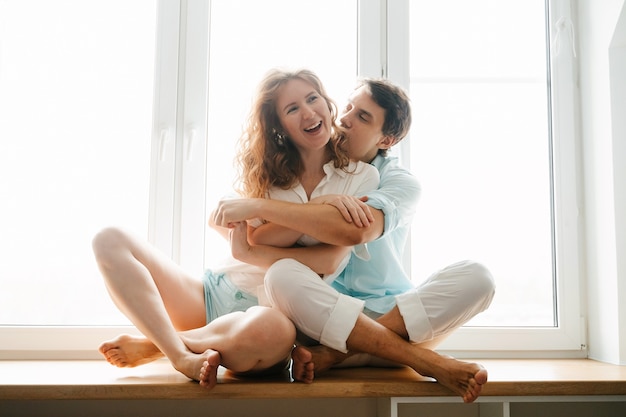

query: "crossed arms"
xmin=209 ymin=195 xmax=385 ymax=275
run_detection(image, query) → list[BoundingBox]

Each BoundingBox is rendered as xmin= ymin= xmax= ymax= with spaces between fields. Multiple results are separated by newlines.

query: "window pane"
xmin=0 ymin=1 xmax=156 ymax=325
xmin=203 ymin=0 xmax=358 ymax=264
xmin=409 ymin=0 xmax=554 ymax=326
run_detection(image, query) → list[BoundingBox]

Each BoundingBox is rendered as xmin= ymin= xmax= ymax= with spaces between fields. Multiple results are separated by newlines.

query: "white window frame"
xmin=0 ymin=0 xmax=584 ymax=359
xmin=390 ymin=0 xmax=585 ymax=357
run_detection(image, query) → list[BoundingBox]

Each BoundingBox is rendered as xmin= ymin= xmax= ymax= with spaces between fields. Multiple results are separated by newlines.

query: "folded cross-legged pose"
xmin=213 ymin=78 xmax=496 ymax=403
xmin=93 ymin=68 xmax=379 ymax=389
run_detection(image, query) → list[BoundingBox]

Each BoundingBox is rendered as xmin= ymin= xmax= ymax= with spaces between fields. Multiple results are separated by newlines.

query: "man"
xmin=213 ymin=78 xmax=495 ymax=403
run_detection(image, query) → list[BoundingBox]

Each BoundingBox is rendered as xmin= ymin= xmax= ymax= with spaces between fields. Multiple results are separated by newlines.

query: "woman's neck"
xmin=299 ymin=148 xmax=330 ymax=199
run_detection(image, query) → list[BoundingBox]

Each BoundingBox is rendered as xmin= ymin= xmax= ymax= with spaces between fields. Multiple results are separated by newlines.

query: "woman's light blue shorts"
xmin=202 ymin=270 xmax=258 ymax=324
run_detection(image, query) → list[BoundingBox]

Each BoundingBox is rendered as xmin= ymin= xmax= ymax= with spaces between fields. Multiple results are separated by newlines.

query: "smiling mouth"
xmin=304 ymin=121 xmax=322 ymax=133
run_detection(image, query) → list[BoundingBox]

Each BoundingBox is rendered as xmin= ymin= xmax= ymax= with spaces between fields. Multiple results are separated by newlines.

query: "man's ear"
xmin=379 ymin=135 xmax=396 ymax=150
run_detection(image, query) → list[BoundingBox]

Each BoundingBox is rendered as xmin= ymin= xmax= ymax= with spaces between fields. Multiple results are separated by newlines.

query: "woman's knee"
xmin=243 ymin=306 xmax=296 ymax=351
xmin=91 ymin=227 xmax=130 ymax=262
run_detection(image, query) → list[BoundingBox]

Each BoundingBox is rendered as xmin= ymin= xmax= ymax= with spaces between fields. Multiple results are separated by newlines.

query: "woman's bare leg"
xmin=92 ymin=227 xmax=208 ymax=381
xmin=181 ymin=306 xmax=296 ymax=388
xmin=98 ymin=308 xmax=296 ymax=390
xmin=181 ymin=307 xmax=295 ymax=371
xmin=99 ymin=334 xmax=164 ymax=367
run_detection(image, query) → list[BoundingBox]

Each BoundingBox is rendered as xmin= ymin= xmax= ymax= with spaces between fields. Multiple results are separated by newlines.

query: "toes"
xmin=475 ymin=368 xmax=488 ymax=385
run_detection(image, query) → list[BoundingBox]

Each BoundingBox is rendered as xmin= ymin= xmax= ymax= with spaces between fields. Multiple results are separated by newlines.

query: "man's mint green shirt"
xmin=331 ymin=155 xmax=421 ymax=313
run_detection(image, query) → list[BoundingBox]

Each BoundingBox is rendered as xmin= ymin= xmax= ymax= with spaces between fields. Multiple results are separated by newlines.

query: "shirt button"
xmin=235 ymin=291 xmax=243 ymax=300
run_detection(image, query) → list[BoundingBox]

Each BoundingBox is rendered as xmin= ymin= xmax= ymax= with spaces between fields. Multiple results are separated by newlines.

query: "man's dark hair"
xmin=358 ymin=78 xmax=412 ymax=157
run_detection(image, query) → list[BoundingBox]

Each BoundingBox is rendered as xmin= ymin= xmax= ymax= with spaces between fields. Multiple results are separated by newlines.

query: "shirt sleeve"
xmin=353 ymin=162 xmax=381 ymax=197
xmin=363 ymin=160 xmax=421 ymax=238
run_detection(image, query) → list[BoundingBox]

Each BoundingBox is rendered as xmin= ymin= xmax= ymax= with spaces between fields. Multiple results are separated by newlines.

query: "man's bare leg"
xmin=292 ymin=315 xmax=487 ymax=403
xmin=290 ymin=305 xmax=436 ymax=374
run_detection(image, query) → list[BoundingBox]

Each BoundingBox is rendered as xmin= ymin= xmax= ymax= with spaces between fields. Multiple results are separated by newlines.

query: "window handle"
xmin=158 ymin=127 xmax=171 ymax=162
xmin=185 ymin=126 xmax=197 ymax=162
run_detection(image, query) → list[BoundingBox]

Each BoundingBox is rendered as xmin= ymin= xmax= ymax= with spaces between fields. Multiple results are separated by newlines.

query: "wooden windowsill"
xmin=1 ymin=359 xmax=626 ymax=401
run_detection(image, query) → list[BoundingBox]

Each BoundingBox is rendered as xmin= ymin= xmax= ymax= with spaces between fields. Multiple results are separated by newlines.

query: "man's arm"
xmin=214 ymin=198 xmax=384 ymax=247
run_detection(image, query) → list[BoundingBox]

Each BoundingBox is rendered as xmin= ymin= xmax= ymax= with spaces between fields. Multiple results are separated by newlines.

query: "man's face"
xmin=338 ymin=85 xmax=390 ymax=163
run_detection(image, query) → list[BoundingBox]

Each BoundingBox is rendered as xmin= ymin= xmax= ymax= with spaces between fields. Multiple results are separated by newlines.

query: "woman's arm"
xmin=247 ymin=222 xmax=302 ymax=247
xmin=215 ymin=199 xmax=383 ymax=246
xmin=229 ymin=222 xmax=351 ymax=275
xmin=248 ymin=194 xmax=375 ymax=247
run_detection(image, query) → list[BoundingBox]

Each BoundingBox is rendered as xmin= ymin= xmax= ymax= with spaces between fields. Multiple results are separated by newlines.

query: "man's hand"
xmin=308 ymin=195 xmax=374 ymax=227
xmin=213 ymin=198 xmax=263 ymax=228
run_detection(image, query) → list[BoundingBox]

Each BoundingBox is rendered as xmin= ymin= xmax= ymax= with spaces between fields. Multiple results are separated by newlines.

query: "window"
xmin=409 ymin=0 xmax=554 ymax=327
xmin=201 ymin=0 xmax=358 ymax=268
xmin=0 ymin=0 xmax=155 ymax=327
xmin=403 ymin=0 xmax=584 ymax=354
xmin=0 ymin=0 xmax=584 ymax=358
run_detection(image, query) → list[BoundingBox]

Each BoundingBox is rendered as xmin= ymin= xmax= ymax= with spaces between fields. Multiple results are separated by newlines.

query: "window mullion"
xmin=358 ymin=0 xmax=386 ymax=78
xmin=176 ymin=0 xmax=211 ymax=273
xmin=149 ymin=0 xmax=182 ymax=257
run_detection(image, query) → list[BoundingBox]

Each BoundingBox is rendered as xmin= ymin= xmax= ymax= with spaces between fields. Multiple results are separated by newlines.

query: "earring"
xmin=272 ymin=129 xmax=286 ymax=146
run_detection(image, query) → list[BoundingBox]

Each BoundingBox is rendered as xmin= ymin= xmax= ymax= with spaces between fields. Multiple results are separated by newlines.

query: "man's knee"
xmin=265 ymin=258 xmax=305 ymax=300
xmin=467 ymin=261 xmax=496 ymax=300
xmin=454 ymin=261 xmax=496 ymax=311
xmin=431 ymin=260 xmax=496 ymax=309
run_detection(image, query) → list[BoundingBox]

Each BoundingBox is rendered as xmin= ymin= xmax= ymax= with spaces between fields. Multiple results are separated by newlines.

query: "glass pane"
xmin=409 ymin=0 xmax=554 ymax=326
xmin=0 ymin=1 xmax=156 ymax=325
xmin=204 ymin=0 xmax=358 ymax=264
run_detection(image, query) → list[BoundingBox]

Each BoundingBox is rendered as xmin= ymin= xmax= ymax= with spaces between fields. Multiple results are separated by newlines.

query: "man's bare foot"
xmin=414 ymin=349 xmax=488 ymax=403
xmin=198 ymin=349 xmax=222 ymax=390
xmin=98 ymin=334 xmax=163 ymax=367
xmin=292 ymin=344 xmax=487 ymax=402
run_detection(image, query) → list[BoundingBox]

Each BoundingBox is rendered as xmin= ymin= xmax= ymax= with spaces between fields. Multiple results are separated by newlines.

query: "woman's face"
xmin=275 ymin=78 xmax=332 ymax=153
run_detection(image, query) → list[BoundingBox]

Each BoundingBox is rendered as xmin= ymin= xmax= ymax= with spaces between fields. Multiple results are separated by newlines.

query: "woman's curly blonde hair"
xmin=235 ymin=68 xmax=350 ymax=198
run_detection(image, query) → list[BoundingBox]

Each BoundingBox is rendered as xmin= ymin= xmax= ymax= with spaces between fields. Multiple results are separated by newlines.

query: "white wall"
xmin=609 ymin=2 xmax=626 ymax=364
xmin=577 ymin=0 xmax=626 ymax=364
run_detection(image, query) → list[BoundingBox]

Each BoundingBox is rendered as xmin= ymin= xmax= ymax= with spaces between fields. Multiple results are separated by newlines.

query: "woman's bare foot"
xmin=198 ymin=349 xmax=222 ymax=390
xmin=98 ymin=334 xmax=164 ymax=367
xmin=165 ymin=348 xmax=221 ymax=389
xmin=291 ymin=346 xmax=315 ymax=383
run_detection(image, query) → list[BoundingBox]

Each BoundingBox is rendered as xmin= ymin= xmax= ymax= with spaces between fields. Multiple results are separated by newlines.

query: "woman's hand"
xmin=228 ymin=222 xmax=252 ymax=262
xmin=308 ymin=194 xmax=374 ymax=227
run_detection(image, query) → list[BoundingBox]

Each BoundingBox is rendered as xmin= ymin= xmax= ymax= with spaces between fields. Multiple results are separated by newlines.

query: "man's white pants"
xmin=264 ymin=259 xmax=495 ymax=354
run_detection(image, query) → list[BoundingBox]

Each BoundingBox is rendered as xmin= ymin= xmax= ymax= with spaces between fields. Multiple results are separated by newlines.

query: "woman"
xmin=93 ymin=68 xmax=378 ymax=389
